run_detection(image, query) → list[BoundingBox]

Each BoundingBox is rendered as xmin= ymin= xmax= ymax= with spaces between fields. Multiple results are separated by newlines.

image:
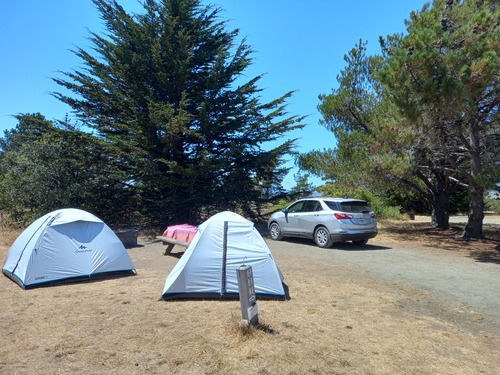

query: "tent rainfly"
xmin=2 ymin=208 xmax=136 ymax=289
xmin=161 ymin=211 xmax=288 ymax=301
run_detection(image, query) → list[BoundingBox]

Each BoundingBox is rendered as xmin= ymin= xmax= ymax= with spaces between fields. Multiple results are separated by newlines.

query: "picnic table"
xmin=157 ymin=224 xmax=197 ymax=255
xmin=162 ymin=224 xmax=197 ymax=243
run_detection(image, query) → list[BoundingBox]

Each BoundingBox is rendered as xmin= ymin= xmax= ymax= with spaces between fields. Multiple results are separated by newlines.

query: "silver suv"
xmin=268 ymin=197 xmax=377 ymax=248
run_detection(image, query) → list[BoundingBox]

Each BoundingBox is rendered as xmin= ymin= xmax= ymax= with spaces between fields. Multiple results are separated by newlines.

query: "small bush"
xmin=370 ymin=202 xmax=405 ymax=220
xmin=485 ymin=197 xmax=500 ymax=214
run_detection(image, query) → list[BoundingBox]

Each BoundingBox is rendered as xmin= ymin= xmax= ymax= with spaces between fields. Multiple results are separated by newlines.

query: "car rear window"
xmin=339 ymin=201 xmax=371 ymax=213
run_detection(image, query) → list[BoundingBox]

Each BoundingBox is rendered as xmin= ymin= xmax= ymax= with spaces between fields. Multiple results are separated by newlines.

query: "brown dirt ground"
xmin=0 ymin=221 xmax=499 ymax=375
xmin=377 ymin=220 xmax=500 ymax=263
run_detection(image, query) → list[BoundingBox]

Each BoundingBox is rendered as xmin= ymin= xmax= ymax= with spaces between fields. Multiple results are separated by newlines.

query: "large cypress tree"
xmin=53 ymin=0 xmax=303 ymax=225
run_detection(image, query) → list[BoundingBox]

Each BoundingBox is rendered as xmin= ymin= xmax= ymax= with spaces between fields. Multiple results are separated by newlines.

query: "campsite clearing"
xmin=0 ymin=219 xmax=499 ymax=374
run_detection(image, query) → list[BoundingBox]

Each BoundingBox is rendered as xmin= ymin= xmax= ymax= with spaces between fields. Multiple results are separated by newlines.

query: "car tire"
xmin=352 ymin=239 xmax=368 ymax=245
xmin=269 ymin=222 xmax=284 ymax=241
xmin=314 ymin=226 xmax=334 ymax=248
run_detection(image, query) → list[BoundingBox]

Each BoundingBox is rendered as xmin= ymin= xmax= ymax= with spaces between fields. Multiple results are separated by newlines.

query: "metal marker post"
xmin=236 ymin=265 xmax=259 ymax=325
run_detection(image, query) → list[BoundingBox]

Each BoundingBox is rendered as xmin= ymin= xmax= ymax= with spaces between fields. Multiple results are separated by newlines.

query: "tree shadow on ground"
xmin=468 ymin=243 xmax=500 ymax=264
xmin=380 ymin=221 xmax=500 ymax=264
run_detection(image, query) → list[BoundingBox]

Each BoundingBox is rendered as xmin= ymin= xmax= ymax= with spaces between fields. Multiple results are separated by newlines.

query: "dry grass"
xmin=1 ymin=224 xmax=499 ymax=374
xmin=0 ymin=224 xmax=22 ymax=247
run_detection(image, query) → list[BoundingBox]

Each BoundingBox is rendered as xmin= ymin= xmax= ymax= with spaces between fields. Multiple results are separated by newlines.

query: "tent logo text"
xmin=76 ymin=245 xmax=93 ymax=253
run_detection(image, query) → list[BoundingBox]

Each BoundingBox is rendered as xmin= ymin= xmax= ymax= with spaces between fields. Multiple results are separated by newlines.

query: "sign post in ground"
xmin=236 ymin=265 xmax=259 ymax=326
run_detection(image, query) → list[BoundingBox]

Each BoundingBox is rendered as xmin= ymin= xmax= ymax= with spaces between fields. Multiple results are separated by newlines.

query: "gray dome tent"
xmin=3 ymin=208 xmax=136 ymax=289
xmin=162 ymin=211 xmax=288 ymax=300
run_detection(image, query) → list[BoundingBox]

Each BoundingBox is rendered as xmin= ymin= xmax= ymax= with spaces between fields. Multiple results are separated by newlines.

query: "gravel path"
xmin=318 ymin=245 xmax=499 ymax=317
xmin=266 ymin=233 xmax=500 ymax=324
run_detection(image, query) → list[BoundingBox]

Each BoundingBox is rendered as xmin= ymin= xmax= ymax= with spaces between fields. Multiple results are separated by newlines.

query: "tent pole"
xmin=220 ymin=221 xmax=228 ymax=295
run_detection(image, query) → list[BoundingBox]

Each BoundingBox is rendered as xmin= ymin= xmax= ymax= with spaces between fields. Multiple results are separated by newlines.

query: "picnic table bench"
xmin=156 ymin=236 xmax=190 ymax=255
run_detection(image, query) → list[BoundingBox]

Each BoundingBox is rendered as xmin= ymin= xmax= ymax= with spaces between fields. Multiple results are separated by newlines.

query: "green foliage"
xmin=263 ymin=198 xmax=290 ymax=217
xmin=298 ymin=40 xmax=428 ymax=200
xmin=291 ymin=171 xmax=314 ymax=197
xmin=370 ymin=203 xmax=405 ymax=221
xmin=383 ymin=185 xmax=431 ymax=215
xmin=299 ymin=42 xmax=387 ymax=188
xmin=449 ymin=185 xmax=470 ymax=215
xmin=383 ymin=182 xmax=469 ymax=215
xmin=0 ymin=114 xmax=134 ymax=226
xmin=298 ymin=40 xmax=438 ymax=220
xmin=485 ymin=197 xmax=500 ymax=215
xmin=259 ymin=172 xmax=315 ymax=218
xmin=299 ymin=0 xmax=499 ymax=235
xmin=52 ymin=0 xmax=303 ymax=225
xmin=378 ymin=0 xmax=499 ymax=237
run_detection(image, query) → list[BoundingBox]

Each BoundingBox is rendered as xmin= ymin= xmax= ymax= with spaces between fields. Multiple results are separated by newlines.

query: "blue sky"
xmin=0 ymin=0 xmax=428 ymax=188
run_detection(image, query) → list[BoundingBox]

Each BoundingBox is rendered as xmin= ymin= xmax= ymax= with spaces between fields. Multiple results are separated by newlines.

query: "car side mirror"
xmin=282 ymin=208 xmax=289 ymax=222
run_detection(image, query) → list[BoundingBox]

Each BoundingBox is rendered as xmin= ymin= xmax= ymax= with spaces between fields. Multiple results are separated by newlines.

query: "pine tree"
xmin=53 ymin=0 xmax=303 ymax=224
xmin=298 ymin=41 xmax=461 ymax=226
xmin=378 ymin=0 xmax=499 ymax=238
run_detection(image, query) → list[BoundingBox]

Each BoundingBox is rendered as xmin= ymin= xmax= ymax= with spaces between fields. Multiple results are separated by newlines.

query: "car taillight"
xmin=334 ymin=213 xmax=353 ymax=220
xmin=371 ymin=213 xmax=376 ymax=218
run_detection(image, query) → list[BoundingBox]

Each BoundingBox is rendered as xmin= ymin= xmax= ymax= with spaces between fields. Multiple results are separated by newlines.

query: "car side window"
xmin=302 ymin=201 xmax=312 ymax=212
xmin=287 ymin=201 xmax=304 ymax=213
xmin=303 ymin=200 xmax=322 ymax=212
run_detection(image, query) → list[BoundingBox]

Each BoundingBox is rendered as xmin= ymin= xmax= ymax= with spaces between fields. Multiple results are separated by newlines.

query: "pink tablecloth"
xmin=162 ymin=224 xmax=197 ymax=243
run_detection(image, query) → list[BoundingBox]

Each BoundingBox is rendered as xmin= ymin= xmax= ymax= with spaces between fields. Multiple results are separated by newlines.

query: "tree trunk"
xmin=429 ymin=170 xmax=450 ymax=229
xmin=462 ymin=119 xmax=484 ymax=239
xmin=403 ymin=171 xmax=452 ymax=229
xmin=463 ymin=185 xmax=484 ymax=238
xmin=430 ymin=189 xmax=450 ymax=229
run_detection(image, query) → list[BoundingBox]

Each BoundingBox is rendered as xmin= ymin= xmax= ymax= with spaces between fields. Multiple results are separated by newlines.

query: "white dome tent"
xmin=161 ymin=211 xmax=288 ymax=301
xmin=3 ymin=208 xmax=136 ymax=289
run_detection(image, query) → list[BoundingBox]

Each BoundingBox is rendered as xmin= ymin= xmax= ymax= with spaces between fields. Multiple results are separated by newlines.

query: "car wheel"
xmin=352 ymin=239 xmax=368 ymax=245
xmin=314 ymin=226 xmax=334 ymax=248
xmin=269 ymin=222 xmax=284 ymax=241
